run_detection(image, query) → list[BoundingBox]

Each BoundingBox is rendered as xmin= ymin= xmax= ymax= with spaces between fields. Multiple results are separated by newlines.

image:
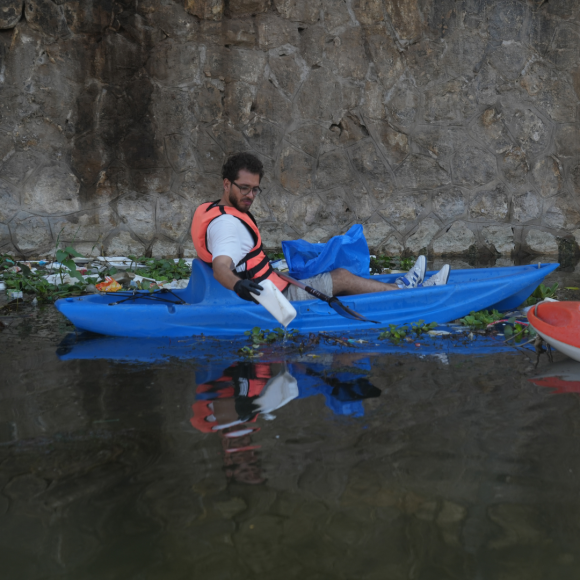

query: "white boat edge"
xmin=535 ymin=329 xmax=580 ymax=363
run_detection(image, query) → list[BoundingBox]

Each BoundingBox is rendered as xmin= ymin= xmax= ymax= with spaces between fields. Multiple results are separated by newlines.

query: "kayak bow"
xmin=527 ymin=301 xmax=580 ymax=362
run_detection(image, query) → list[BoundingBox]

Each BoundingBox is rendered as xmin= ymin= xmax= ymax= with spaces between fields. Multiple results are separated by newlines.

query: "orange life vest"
xmin=191 ymin=200 xmax=288 ymax=292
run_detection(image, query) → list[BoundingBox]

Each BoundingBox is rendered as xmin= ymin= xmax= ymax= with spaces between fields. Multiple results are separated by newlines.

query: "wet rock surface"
xmin=2 ymin=262 xmax=580 ymax=578
xmin=0 ymin=0 xmax=578 ymax=260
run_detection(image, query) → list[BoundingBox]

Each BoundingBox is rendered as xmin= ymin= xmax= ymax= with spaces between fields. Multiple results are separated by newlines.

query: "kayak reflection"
xmin=529 ymin=360 xmax=580 ymax=394
xmin=191 ymin=359 xmax=381 ymax=484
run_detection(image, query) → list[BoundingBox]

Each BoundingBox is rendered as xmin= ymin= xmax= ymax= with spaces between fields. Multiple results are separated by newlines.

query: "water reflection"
xmin=529 ymin=360 xmax=580 ymax=393
xmin=190 ymin=360 xmax=381 ymax=484
xmin=6 ymin=318 xmax=580 ymax=579
xmin=191 ymin=362 xmax=293 ymax=485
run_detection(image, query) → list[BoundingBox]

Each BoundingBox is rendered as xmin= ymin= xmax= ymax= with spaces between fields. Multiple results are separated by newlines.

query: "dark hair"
xmin=222 ymin=152 xmax=264 ymax=182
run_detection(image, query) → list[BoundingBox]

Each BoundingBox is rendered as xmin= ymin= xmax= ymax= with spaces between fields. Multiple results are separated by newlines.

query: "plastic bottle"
xmin=253 ymin=279 xmax=297 ymax=328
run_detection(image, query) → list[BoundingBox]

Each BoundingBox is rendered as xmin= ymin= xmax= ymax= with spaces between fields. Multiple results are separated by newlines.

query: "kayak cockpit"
xmin=182 ymin=260 xmax=242 ymax=305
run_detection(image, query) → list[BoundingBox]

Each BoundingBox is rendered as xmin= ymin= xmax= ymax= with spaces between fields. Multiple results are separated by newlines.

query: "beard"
xmin=228 ymin=190 xmax=252 ymax=213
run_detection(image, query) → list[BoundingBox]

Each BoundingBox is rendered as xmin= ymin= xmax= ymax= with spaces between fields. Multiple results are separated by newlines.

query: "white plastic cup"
xmin=253 ymin=279 xmax=297 ymax=328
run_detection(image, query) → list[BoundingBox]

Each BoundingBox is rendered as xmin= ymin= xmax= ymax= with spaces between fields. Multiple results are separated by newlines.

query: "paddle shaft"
xmin=277 ymin=272 xmax=379 ymax=324
xmin=277 ymin=272 xmax=333 ymax=304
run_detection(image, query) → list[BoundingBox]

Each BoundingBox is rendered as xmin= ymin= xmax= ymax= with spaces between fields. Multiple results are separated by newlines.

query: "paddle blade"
xmin=328 ymin=297 xmax=379 ymax=324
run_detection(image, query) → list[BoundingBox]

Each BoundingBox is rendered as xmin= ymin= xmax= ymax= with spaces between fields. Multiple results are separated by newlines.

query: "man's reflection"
xmin=190 ymin=358 xmax=381 ymax=484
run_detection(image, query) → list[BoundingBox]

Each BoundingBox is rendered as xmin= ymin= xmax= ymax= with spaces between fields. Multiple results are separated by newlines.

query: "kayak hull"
xmin=527 ymin=301 xmax=580 ymax=363
xmin=55 ymin=260 xmax=560 ymax=338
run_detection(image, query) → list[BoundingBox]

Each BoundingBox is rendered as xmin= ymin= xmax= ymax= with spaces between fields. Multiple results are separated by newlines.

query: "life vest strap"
xmin=253 ymin=264 xmax=275 ymax=283
xmin=244 ymin=255 xmax=271 ymax=279
xmin=236 ymin=246 xmax=263 ymax=267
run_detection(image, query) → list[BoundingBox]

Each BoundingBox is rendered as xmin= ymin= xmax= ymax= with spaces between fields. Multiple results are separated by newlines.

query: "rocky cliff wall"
xmin=0 ymin=0 xmax=579 ymax=259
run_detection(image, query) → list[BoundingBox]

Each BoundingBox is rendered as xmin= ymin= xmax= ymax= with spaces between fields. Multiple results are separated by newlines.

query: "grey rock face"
xmin=0 ymin=0 xmax=23 ymax=28
xmin=116 ymin=195 xmax=157 ymax=240
xmin=13 ymin=215 xmax=53 ymax=254
xmin=22 ymin=164 xmax=80 ymax=215
xmin=405 ymin=218 xmax=440 ymax=254
xmin=256 ymin=13 xmax=298 ymax=49
xmin=433 ymin=222 xmax=475 ymax=256
xmin=0 ymin=181 xmax=20 ymax=224
xmin=106 ymin=231 xmax=147 ymax=256
xmin=544 ymin=196 xmax=580 ymax=231
xmin=510 ymin=107 xmax=550 ymax=156
xmin=164 ymin=135 xmax=197 ymax=174
xmin=349 ymin=140 xmax=393 ymax=204
xmin=150 ymin=238 xmax=179 ymax=258
xmin=482 ymin=225 xmax=514 ymax=255
xmin=433 ymin=189 xmax=466 ymax=222
xmin=379 ymin=194 xmax=428 ymax=233
xmin=316 ymin=150 xmax=352 ymax=190
xmin=368 ymin=120 xmax=408 ymax=166
xmin=326 ymin=27 xmax=368 ymax=81
xmin=363 ymin=218 xmax=394 ymax=250
xmin=274 ymin=0 xmax=320 ymax=24
xmin=512 ymin=191 xmax=541 ymax=224
xmin=50 ymin=207 xmax=117 ymax=243
xmin=157 ymin=194 xmax=193 ymax=241
xmin=470 ymin=186 xmax=509 ymax=222
xmin=25 ymin=0 xmax=69 ymax=37
xmin=2 ymin=0 xmax=578 ymax=258
xmin=500 ymin=148 xmax=529 ymax=187
xmin=532 ymin=157 xmax=563 ymax=198
xmin=452 ymin=147 xmax=496 ymax=186
xmin=385 ymin=78 xmax=419 ymax=126
xmin=525 ymin=229 xmax=558 ymax=254
xmin=296 ymin=68 xmax=343 ymax=122
xmin=279 ymin=144 xmax=313 ymax=194
xmin=0 ymin=223 xmax=11 ymax=250
xmin=184 ymin=0 xmax=223 ymax=21
xmin=470 ymin=108 xmax=513 ymax=155
xmin=228 ymin=0 xmax=270 ymax=17
xmin=396 ymin=155 xmax=450 ymax=190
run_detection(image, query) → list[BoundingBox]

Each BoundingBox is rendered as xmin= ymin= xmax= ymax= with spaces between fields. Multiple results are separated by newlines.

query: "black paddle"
xmin=277 ymin=272 xmax=379 ymax=324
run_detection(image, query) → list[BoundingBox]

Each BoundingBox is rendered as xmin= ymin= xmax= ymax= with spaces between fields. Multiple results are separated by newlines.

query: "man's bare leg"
xmin=330 ymin=268 xmax=399 ymax=296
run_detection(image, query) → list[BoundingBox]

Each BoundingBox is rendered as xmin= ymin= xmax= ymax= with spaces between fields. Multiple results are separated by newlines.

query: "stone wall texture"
xmin=0 ymin=0 xmax=579 ymax=258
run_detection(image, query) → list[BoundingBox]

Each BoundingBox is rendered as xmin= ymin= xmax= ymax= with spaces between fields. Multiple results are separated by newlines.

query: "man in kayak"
xmin=191 ymin=152 xmax=450 ymax=302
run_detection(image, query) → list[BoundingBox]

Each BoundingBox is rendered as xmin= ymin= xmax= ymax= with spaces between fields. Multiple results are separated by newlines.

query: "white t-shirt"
xmin=207 ymin=214 xmax=255 ymax=273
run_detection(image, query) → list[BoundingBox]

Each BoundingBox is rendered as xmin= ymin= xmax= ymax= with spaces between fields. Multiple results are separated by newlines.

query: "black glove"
xmin=233 ymin=279 xmax=263 ymax=303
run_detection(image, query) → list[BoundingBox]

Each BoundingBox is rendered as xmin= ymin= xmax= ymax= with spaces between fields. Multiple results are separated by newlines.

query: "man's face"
xmin=225 ymin=169 xmax=261 ymax=213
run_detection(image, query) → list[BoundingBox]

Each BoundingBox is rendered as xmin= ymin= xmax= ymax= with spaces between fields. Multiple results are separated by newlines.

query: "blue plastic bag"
xmin=281 ymin=224 xmax=370 ymax=279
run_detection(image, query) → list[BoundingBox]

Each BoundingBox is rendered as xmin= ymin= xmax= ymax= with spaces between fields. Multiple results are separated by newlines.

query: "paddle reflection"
xmin=190 ymin=358 xmax=381 ymax=484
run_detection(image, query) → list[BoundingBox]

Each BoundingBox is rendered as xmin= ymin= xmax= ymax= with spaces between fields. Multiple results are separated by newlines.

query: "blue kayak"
xmin=55 ymin=259 xmax=559 ymax=338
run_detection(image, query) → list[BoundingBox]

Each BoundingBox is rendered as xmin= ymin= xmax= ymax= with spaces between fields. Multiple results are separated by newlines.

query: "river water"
xmin=1 ymin=260 xmax=580 ymax=580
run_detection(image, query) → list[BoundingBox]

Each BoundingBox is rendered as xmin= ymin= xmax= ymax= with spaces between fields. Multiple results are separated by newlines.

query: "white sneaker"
xmin=395 ymin=255 xmax=426 ymax=289
xmin=422 ymin=264 xmax=450 ymax=287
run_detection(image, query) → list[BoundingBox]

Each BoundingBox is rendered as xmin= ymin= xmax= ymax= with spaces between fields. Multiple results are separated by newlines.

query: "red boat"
xmin=527 ymin=301 xmax=580 ymax=363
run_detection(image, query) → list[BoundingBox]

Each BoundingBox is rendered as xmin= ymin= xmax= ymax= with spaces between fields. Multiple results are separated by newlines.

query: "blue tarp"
xmin=281 ymin=224 xmax=370 ymax=280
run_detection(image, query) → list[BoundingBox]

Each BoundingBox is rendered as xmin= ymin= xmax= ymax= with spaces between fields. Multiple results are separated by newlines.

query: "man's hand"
xmin=211 ymin=255 xmax=263 ymax=302
xmin=234 ymin=279 xmax=263 ymax=303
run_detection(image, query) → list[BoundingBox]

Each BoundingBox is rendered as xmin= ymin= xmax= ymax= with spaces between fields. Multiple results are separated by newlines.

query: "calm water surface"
xmin=1 ymin=261 xmax=580 ymax=580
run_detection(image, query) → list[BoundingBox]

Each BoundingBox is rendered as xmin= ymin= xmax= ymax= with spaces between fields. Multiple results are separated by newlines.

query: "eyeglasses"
xmin=232 ymin=181 xmax=262 ymax=196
